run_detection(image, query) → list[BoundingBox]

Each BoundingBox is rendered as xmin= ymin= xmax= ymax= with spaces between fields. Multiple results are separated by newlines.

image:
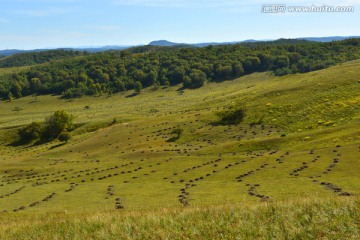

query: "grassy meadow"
xmin=0 ymin=60 xmax=359 ymax=238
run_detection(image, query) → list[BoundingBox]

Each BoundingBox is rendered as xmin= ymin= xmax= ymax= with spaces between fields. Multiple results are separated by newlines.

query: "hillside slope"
xmin=0 ymin=59 xmax=359 ymax=214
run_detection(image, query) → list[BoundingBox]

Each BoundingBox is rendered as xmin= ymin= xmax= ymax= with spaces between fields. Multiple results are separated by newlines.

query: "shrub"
xmin=18 ymin=122 xmax=44 ymax=142
xmin=167 ymin=128 xmax=183 ymax=142
xmin=171 ymin=128 xmax=183 ymax=138
xmin=58 ymin=132 xmax=71 ymax=143
xmin=216 ymin=106 xmax=245 ymax=125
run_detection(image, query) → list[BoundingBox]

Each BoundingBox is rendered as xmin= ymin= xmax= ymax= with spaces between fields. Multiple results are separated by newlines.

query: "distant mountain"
xmin=148 ymin=40 xmax=188 ymax=47
xmin=148 ymin=39 xmax=308 ymax=48
xmin=298 ymin=36 xmax=360 ymax=42
xmin=0 ymin=46 xmax=132 ymax=57
xmin=1 ymin=36 xmax=360 ymax=57
xmin=149 ymin=40 xmax=242 ymax=47
xmin=193 ymin=40 xmax=263 ymax=47
xmin=74 ymin=45 xmax=133 ymax=53
xmin=0 ymin=49 xmax=50 ymax=57
xmin=148 ymin=36 xmax=360 ymax=48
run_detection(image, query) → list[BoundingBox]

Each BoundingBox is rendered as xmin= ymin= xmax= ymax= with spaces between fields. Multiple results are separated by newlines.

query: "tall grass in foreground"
xmin=0 ymin=197 xmax=358 ymax=239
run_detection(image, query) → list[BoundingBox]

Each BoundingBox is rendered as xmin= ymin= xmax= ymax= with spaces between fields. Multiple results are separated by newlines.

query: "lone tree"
xmin=43 ymin=110 xmax=74 ymax=140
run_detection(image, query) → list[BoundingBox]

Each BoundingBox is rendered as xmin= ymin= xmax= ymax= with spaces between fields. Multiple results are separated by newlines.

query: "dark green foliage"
xmin=216 ymin=106 xmax=245 ymax=125
xmin=18 ymin=122 xmax=44 ymax=142
xmin=58 ymin=132 xmax=71 ymax=143
xmin=167 ymin=128 xmax=183 ymax=142
xmin=43 ymin=110 xmax=74 ymax=140
xmin=0 ymin=49 xmax=88 ymax=68
xmin=171 ymin=128 xmax=183 ymax=138
xmin=134 ymin=82 xmax=142 ymax=93
xmin=18 ymin=111 xmax=74 ymax=144
xmin=274 ymin=67 xmax=292 ymax=76
xmin=1 ymin=38 xmax=360 ymax=99
xmin=7 ymin=91 xmax=13 ymax=101
xmin=184 ymin=69 xmax=207 ymax=88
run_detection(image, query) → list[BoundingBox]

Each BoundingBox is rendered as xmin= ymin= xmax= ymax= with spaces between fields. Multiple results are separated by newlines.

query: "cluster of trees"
xmin=18 ymin=110 xmax=73 ymax=144
xmin=1 ymin=38 xmax=360 ymax=99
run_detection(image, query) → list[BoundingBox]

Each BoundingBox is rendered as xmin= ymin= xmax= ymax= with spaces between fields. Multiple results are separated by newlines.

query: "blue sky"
xmin=0 ymin=0 xmax=359 ymax=49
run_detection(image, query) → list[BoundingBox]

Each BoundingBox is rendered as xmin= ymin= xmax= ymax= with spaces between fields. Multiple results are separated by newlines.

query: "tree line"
xmin=1 ymin=38 xmax=360 ymax=99
xmin=0 ymin=49 xmax=88 ymax=68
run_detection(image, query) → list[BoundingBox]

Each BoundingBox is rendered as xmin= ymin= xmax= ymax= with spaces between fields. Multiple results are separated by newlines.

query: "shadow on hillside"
xmin=125 ymin=92 xmax=139 ymax=98
xmin=177 ymin=86 xmax=186 ymax=91
xmin=48 ymin=142 xmax=66 ymax=150
xmin=7 ymin=140 xmax=26 ymax=147
xmin=8 ymin=138 xmax=50 ymax=148
xmin=209 ymin=120 xmax=241 ymax=126
xmin=166 ymin=137 xmax=179 ymax=142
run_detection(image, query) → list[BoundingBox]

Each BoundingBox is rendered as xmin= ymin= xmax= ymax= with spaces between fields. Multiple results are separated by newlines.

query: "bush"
xmin=171 ymin=128 xmax=183 ymax=138
xmin=167 ymin=128 xmax=183 ymax=142
xmin=216 ymin=106 xmax=245 ymax=125
xmin=18 ymin=122 xmax=44 ymax=142
xmin=58 ymin=132 xmax=71 ymax=143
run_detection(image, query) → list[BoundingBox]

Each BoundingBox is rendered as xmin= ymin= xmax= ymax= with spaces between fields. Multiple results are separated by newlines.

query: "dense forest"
xmin=0 ymin=49 xmax=88 ymax=68
xmin=1 ymin=38 xmax=360 ymax=99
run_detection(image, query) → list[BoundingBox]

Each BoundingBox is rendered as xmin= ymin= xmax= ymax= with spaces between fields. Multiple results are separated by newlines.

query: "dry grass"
xmin=0 ymin=197 xmax=358 ymax=239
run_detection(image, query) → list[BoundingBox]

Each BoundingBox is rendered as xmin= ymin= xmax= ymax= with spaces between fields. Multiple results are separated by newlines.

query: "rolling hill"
xmin=0 ymin=58 xmax=359 ymax=238
xmin=148 ymin=36 xmax=360 ymax=47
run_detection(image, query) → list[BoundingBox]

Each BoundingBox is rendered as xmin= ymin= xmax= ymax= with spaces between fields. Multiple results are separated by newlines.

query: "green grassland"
xmin=0 ymin=60 xmax=359 ymax=238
